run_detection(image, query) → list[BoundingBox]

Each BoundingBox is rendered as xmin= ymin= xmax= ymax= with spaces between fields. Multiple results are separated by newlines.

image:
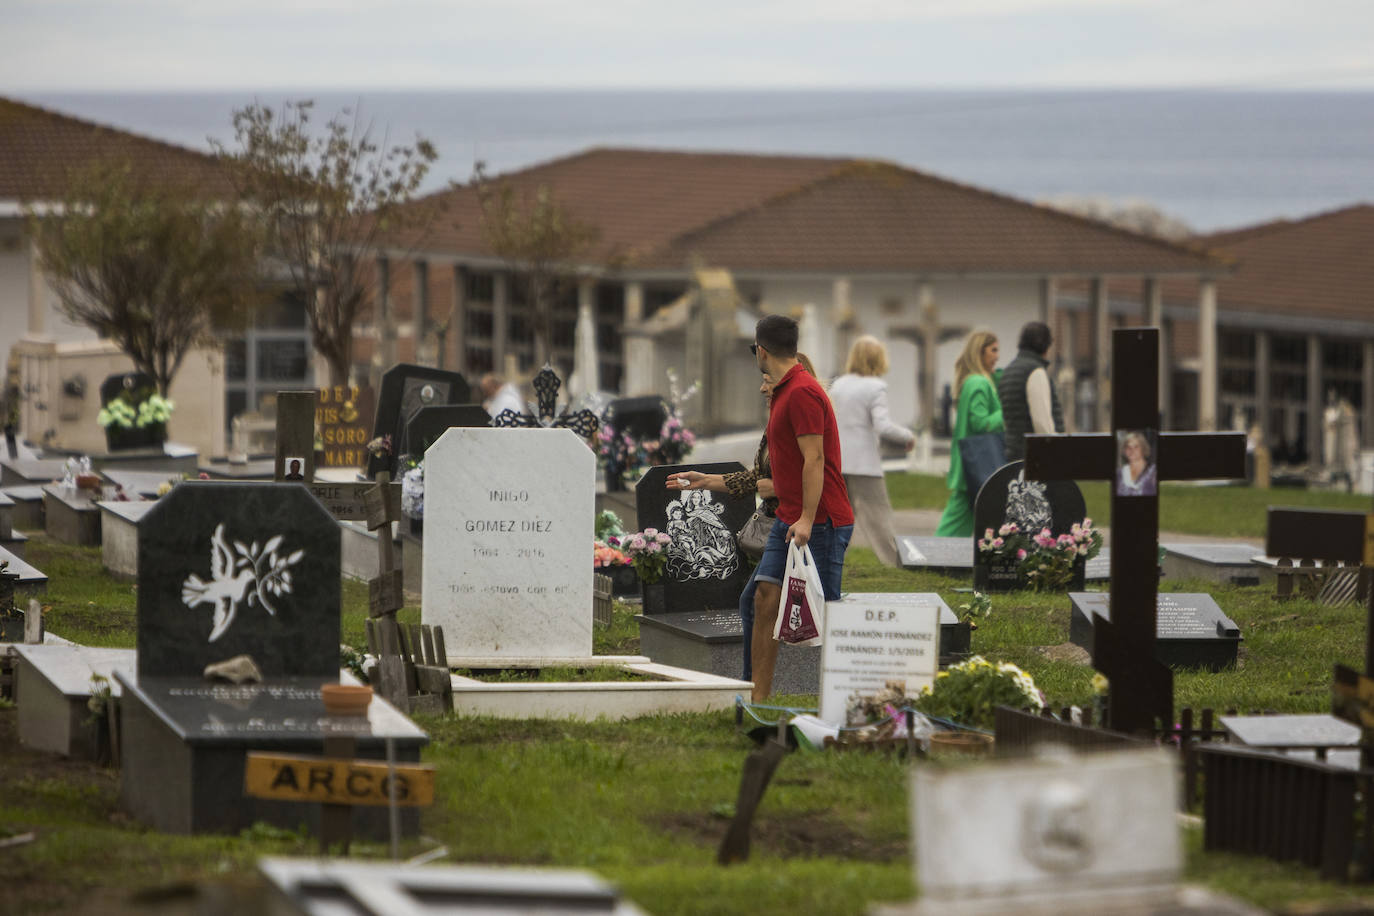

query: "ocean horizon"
xmin=17 ymin=88 xmax=1374 ymax=233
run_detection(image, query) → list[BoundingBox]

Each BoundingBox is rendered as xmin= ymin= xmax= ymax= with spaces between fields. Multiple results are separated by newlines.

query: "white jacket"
xmin=828 ymin=373 xmax=915 ymax=477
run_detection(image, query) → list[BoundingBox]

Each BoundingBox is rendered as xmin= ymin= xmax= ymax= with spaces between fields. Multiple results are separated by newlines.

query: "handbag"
xmin=958 ymin=432 xmax=1006 ymax=506
xmin=773 ymin=541 xmax=825 ymax=647
xmin=735 ymin=508 xmax=771 ymax=561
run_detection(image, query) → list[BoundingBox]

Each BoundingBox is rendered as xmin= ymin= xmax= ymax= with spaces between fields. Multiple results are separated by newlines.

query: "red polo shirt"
xmin=767 ymin=363 xmax=853 ymax=527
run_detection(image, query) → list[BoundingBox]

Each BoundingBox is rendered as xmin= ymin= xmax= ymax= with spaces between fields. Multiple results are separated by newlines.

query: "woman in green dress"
xmin=936 ymin=330 xmax=1003 ymax=537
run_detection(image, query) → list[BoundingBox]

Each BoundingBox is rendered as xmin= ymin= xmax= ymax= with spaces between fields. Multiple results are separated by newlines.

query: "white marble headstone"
xmin=819 ymin=593 xmax=941 ymax=725
xmin=422 ymin=428 xmax=594 ymax=660
xmin=907 ymin=749 xmax=1181 ymax=914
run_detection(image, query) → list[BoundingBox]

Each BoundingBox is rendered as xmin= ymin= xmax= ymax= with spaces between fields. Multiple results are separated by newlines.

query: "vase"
xmin=104 ymin=421 xmax=166 ymax=452
xmin=640 ymin=580 xmax=666 ymax=614
xmin=607 ymin=564 xmax=640 ymax=596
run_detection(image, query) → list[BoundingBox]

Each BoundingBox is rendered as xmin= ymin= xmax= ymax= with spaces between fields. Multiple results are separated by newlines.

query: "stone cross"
xmin=1024 ymin=327 xmax=1245 ymax=735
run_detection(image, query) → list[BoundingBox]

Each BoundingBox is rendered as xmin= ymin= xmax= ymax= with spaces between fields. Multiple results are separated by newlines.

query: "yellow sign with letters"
xmin=244 ymin=752 xmax=434 ymax=807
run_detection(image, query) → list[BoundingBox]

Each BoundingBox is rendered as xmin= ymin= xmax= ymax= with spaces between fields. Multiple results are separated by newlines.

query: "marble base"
xmin=12 ymin=645 xmax=136 ymax=759
xmin=1160 ymin=543 xmax=1263 ymax=586
xmin=1 ymin=486 xmax=45 ymax=530
xmin=99 ymin=500 xmax=156 ymax=580
xmin=42 ymin=485 xmax=101 ymax=546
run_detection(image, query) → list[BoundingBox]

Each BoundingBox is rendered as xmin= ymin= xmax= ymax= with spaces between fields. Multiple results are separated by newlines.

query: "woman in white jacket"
xmin=829 ymin=336 xmax=915 ymax=566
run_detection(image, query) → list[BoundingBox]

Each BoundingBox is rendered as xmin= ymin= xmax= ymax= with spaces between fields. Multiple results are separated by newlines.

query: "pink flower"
xmin=656 ymin=532 xmax=672 ymax=545
xmin=1083 ymin=517 xmax=1093 ymax=527
xmin=630 ymin=534 xmax=647 ymax=550
xmin=985 ymin=528 xmax=995 ymax=539
xmin=644 ymin=527 xmax=658 ymax=538
xmin=992 ymin=537 xmax=1004 ymax=548
xmin=1016 ymin=548 xmax=1027 ymax=560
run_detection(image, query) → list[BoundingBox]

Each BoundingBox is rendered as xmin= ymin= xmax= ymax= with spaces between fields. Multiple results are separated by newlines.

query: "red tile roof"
xmin=0 ymin=96 xmax=232 ymax=201
xmin=399 ymin=147 xmax=1223 ymax=275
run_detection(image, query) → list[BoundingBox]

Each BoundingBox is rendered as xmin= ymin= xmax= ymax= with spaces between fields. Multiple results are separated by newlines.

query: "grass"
xmin=888 ymin=471 xmax=1374 ymax=538
xmin=5 ymin=533 xmax=1374 ymax=913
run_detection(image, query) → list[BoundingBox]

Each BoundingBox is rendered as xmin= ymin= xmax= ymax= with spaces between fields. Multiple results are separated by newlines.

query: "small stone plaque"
xmin=820 ymin=595 xmax=941 ymax=725
xmin=1222 ymin=713 xmax=1361 ymax=771
xmin=635 ymin=464 xmax=752 ymax=615
xmin=897 ymin=536 xmax=972 ymax=574
xmin=136 ymin=482 xmax=341 ymax=678
xmin=1070 ymin=592 xmax=1242 ymax=671
xmin=1161 ymin=542 xmax=1263 ymax=586
xmin=973 ymin=461 xmax=1088 ymax=592
xmin=422 ymin=428 xmax=593 ymax=660
xmin=405 ymin=404 xmax=491 ymax=459
xmin=367 ymin=363 xmax=471 ymax=477
xmin=307 ymin=481 xmax=400 ymax=523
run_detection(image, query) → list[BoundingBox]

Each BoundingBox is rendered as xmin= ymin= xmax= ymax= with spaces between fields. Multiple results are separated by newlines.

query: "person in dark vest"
xmin=998 ymin=321 xmax=1064 ymax=461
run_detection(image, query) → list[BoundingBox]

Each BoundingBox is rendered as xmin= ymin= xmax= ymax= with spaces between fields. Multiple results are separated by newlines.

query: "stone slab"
xmin=0 ymin=545 xmax=47 ymax=596
xmin=1161 ymin=542 xmax=1263 ymax=586
xmin=12 ymin=645 xmax=135 ymax=758
xmin=99 ymin=500 xmax=157 ymax=579
xmin=1070 ymin=592 xmax=1242 ymax=671
xmin=2 ymin=486 xmax=46 ymax=530
xmin=115 ymin=672 xmax=426 ymax=836
xmin=197 ymin=460 xmax=276 ymax=480
xmin=1221 ymin=713 xmax=1361 ymax=771
xmin=422 ymin=428 xmax=593 ymax=660
xmin=100 ymin=469 xmax=181 ymax=499
xmin=1 ymin=458 xmax=69 ymax=487
xmin=899 ymin=535 xmax=1110 ymax=583
xmin=0 ymin=530 xmax=28 ymax=559
xmin=42 ymin=484 xmax=102 ymax=546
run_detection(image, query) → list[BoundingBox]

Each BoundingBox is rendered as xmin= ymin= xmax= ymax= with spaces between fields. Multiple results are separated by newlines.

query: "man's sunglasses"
xmin=749 ymin=343 xmax=760 ymax=355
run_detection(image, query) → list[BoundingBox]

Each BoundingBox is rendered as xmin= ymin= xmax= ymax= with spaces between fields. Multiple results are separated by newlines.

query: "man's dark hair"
xmin=1018 ymin=321 xmax=1053 ymax=355
xmin=755 ymin=314 xmax=799 ymax=358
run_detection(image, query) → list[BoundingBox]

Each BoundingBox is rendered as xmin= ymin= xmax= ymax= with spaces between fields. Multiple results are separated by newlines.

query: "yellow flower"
xmin=1091 ymin=672 xmax=1110 ymax=696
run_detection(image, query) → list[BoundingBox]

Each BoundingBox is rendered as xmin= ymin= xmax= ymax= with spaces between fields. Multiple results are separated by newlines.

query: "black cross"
xmin=1025 ymin=327 xmax=1246 ymax=735
xmin=490 ymin=365 xmax=599 ymax=439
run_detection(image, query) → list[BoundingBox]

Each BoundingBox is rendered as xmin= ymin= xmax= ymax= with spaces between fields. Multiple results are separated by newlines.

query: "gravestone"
xmin=899 ymin=535 xmax=1111 ymax=584
xmin=99 ymin=499 xmax=158 ymax=579
xmin=422 ymin=428 xmax=594 ymax=661
xmin=12 ymin=644 xmax=136 ymax=759
xmin=1160 ymin=543 xmax=1262 ymax=586
xmin=366 ymin=364 xmax=471 ymax=478
xmin=99 ymin=371 xmax=164 ymax=451
xmin=603 ymin=396 xmax=669 ymax=441
xmin=972 ymin=461 xmax=1088 ymax=592
xmin=634 ymin=464 xmax=752 ymax=614
xmin=405 ymin=405 xmax=492 ymax=461
xmin=316 ymin=383 xmax=376 ymax=471
xmin=819 ymin=593 xmax=941 ymax=725
xmin=274 ymin=391 xmax=318 ymax=482
xmin=1069 ymin=592 xmax=1242 ymax=671
xmin=42 ymin=484 xmax=102 ymax=546
xmin=1025 ymin=327 xmax=1246 ymax=735
xmin=1222 ymin=713 xmax=1361 ymax=771
xmin=112 ymin=481 xmax=427 ymax=836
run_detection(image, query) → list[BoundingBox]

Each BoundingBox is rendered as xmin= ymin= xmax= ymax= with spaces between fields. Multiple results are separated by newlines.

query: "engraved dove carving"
xmin=181 ymin=523 xmax=305 ymax=642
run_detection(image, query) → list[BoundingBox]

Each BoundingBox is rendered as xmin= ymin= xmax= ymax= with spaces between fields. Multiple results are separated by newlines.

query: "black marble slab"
xmin=604 ymin=396 xmax=668 ymax=441
xmin=973 ymin=461 xmax=1088 ymax=592
xmin=899 ymin=535 xmax=1111 ymax=583
xmin=136 ymin=482 xmax=340 ymax=678
xmin=404 ymin=404 xmax=491 ymax=459
xmin=1070 ymin=592 xmax=1242 ymax=671
xmin=635 ymin=464 xmax=752 ymax=615
xmin=367 ymin=364 xmax=471 ymax=477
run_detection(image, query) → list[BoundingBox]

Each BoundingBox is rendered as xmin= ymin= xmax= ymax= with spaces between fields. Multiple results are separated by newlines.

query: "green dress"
xmin=935 ymin=373 xmax=1004 ymax=537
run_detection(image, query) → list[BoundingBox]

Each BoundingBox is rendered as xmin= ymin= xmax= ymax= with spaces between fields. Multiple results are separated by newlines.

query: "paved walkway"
xmin=892 ymin=508 xmax=1252 ymax=547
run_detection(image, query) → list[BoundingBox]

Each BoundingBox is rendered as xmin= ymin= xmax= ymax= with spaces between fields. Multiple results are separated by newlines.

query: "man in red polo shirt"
xmin=747 ymin=314 xmax=853 ymax=700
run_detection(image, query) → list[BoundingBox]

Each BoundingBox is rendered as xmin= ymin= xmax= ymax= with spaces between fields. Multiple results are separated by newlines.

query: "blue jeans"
xmin=739 ymin=566 xmax=760 ymax=680
xmin=755 ymin=518 xmax=853 ymax=601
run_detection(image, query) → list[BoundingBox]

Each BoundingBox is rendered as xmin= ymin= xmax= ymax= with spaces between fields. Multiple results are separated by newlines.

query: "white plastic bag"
xmin=773 ymin=541 xmax=826 ymax=647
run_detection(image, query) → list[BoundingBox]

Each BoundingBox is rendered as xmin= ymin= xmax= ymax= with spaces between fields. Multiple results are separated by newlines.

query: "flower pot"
xmin=104 ymin=421 xmax=166 ymax=452
xmin=640 ymin=580 xmax=666 ymax=614
xmin=605 ymin=564 xmax=639 ymax=596
xmin=929 ymin=731 xmax=994 ymax=757
xmin=321 ymin=683 xmax=373 ymax=717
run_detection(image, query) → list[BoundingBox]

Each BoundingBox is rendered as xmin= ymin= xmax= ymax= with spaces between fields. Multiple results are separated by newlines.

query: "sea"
xmin=18 ymin=89 xmax=1374 ymax=233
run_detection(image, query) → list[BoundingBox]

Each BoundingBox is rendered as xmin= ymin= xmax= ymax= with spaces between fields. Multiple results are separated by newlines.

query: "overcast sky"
xmin=6 ymin=0 xmax=1374 ymax=90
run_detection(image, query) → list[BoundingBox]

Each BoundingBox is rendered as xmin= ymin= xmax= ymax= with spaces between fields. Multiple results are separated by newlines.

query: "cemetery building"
xmin=0 ymin=96 xmax=315 ymax=458
xmin=1061 ymin=204 xmax=1374 ymax=461
xmin=371 ymin=147 xmax=1227 ymax=433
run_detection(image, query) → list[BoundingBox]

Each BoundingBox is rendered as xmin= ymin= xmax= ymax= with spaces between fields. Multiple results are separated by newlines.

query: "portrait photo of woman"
xmin=1117 ymin=429 xmax=1158 ymax=496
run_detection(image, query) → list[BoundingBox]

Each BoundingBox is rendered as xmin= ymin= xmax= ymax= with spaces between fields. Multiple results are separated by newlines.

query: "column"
xmin=1364 ymin=340 xmax=1374 ymax=448
xmin=569 ymin=277 xmax=598 ymax=397
xmin=918 ymin=281 xmax=937 ymax=432
xmin=1255 ymin=330 xmax=1271 ymax=444
xmin=1197 ymin=278 xmax=1218 ymax=431
xmin=1092 ymin=276 xmax=1110 ymax=430
xmin=27 ymin=237 xmax=46 ymax=335
xmin=450 ymin=264 xmax=467 ymax=373
xmin=492 ymin=272 xmax=509 ymax=373
xmin=1307 ymin=334 xmax=1323 ymax=464
xmin=1143 ymin=277 xmax=1164 ymax=421
xmin=623 ymin=281 xmax=654 ymax=396
xmin=1038 ymin=276 xmax=1056 ymax=326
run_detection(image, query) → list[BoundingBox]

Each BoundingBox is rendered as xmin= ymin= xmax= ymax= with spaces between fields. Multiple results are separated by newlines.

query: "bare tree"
xmin=214 ymin=100 xmax=440 ymax=386
xmin=1039 ymin=194 xmax=1194 ymax=241
xmin=474 ymin=164 xmax=600 ymax=369
xmin=29 ymin=160 xmax=264 ymax=395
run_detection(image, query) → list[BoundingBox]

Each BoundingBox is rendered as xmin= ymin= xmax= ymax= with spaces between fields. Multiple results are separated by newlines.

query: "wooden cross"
xmin=1025 ymin=328 xmax=1246 ymax=736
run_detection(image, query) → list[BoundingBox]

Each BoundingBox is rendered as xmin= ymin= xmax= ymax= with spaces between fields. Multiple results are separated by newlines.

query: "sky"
xmin=6 ymin=0 xmax=1374 ymax=90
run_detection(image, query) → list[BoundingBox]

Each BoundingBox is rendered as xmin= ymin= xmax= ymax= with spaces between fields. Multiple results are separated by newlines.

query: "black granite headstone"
xmin=604 ymin=396 xmax=668 ymax=441
xmin=100 ymin=371 xmax=157 ymax=407
xmin=404 ymin=404 xmax=492 ymax=459
xmin=136 ymin=482 xmax=341 ymax=678
xmin=972 ymin=460 xmax=1088 ymax=591
xmin=634 ymin=463 xmax=752 ymax=614
xmin=367 ymin=364 xmax=471 ymax=477
xmin=1069 ymin=592 xmax=1242 ymax=672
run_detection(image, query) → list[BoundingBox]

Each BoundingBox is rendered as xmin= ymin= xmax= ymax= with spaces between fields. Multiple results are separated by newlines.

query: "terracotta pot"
xmin=928 ymin=731 xmax=994 ymax=757
xmin=321 ymin=683 xmax=373 ymax=717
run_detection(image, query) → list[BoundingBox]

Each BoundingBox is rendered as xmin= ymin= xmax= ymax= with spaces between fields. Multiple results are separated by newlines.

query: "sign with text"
xmin=307 ymin=481 xmax=400 ymax=523
xmin=316 ymin=385 xmax=374 ymax=470
xmin=818 ymin=594 xmax=940 ymax=725
xmin=244 ymin=752 xmax=434 ymax=807
xmin=422 ymin=428 xmax=594 ymax=659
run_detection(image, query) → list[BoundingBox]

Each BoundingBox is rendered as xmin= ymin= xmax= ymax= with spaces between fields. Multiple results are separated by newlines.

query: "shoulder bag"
xmin=958 ymin=432 xmax=1006 ymax=508
xmin=735 ymin=508 xmax=772 ymax=561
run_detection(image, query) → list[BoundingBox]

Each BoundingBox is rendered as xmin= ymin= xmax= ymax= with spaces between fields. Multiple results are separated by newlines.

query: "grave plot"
xmin=972 ymin=461 xmax=1094 ymax=592
xmin=112 ymin=481 xmax=428 ymax=837
xmin=366 ymin=363 xmax=472 ymax=479
xmin=1160 ymin=542 xmax=1263 ymax=586
xmin=1069 ymin=592 xmax=1242 ymax=671
xmin=1 ymin=484 xmax=45 ymax=530
xmin=899 ymin=533 xmax=1110 ymax=584
xmin=41 ymin=483 xmax=102 ymax=546
xmin=1 ymin=458 xmax=69 ymax=488
xmin=420 ymin=427 xmax=748 ymax=719
xmin=0 ymin=491 xmax=29 ymax=557
xmin=12 ymin=645 xmax=135 ymax=760
xmin=99 ymin=499 xmax=157 ymax=579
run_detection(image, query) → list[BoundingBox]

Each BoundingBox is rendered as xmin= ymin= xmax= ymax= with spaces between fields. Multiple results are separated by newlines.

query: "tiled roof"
xmin=399 ymin=147 xmax=1222 ymax=275
xmin=0 ymin=96 xmax=232 ymax=201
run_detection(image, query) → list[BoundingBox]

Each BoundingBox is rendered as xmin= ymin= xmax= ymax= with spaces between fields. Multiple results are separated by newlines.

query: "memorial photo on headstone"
xmin=1116 ymin=428 xmax=1158 ymax=496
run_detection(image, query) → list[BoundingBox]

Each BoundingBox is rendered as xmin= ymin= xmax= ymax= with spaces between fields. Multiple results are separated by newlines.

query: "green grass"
xmin=4 ymin=533 xmax=1372 ymax=913
xmin=888 ymin=471 xmax=1373 ymax=538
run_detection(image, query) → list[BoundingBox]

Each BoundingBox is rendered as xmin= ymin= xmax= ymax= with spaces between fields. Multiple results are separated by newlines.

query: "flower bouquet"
xmin=915 ymin=655 xmax=1044 ymax=730
xmin=976 ymin=518 xmax=1102 ymax=592
xmin=594 ymin=538 xmax=637 ymax=595
xmin=99 ymin=388 xmax=174 ymax=451
xmin=612 ymin=527 xmax=674 ymax=612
